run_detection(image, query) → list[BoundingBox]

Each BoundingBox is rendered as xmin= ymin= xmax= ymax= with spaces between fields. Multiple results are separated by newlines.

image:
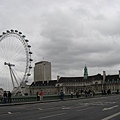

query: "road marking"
xmin=0 ymin=111 xmax=21 ymax=116
xmin=102 ymin=105 xmax=119 ymax=111
xmin=39 ymin=113 xmax=66 ymax=119
xmin=77 ymin=107 xmax=94 ymax=111
xmin=8 ymin=112 xmax=12 ymax=114
xmin=62 ymin=107 xmax=70 ymax=109
xmin=101 ymin=112 xmax=120 ymax=120
xmin=38 ymin=108 xmax=43 ymax=110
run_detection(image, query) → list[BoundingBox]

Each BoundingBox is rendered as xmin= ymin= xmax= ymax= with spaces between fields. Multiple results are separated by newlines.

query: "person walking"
xmin=3 ymin=91 xmax=7 ymax=103
xmin=8 ymin=91 xmax=12 ymax=103
xmin=39 ymin=90 xmax=44 ymax=101
xmin=36 ymin=92 xmax=40 ymax=101
xmin=76 ymin=91 xmax=79 ymax=98
xmin=60 ymin=90 xmax=64 ymax=100
xmin=70 ymin=91 xmax=73 ymax=98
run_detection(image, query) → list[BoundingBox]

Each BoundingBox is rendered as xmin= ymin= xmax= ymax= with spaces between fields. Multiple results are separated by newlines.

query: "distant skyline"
xmin=0 ymin=0 xmax=120 ymax=90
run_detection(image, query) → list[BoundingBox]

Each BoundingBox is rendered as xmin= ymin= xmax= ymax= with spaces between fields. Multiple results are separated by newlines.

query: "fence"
xmin=0 ymin=91 xmax=119 ymax=104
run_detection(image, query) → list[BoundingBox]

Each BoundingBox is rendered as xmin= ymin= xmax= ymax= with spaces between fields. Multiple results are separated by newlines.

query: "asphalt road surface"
xmin=0 ymin=95 xmax=120 ymax=120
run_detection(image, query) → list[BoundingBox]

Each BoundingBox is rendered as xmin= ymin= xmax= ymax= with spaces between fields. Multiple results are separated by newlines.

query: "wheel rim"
xmin=0 ymin=30 xmax=32 ymax=91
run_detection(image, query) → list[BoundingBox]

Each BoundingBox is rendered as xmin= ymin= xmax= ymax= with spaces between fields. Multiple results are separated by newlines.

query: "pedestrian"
xmin=70 ymin=91 xmax=73 ymax=98
xmin=85 ymin=90 xmax=88 ymax=97
xmin=60 ymin=90 xmax=64 ymax=100
xmin=3 ymin=91 xmax=7 ymax=103
xmin=116 ymin=89 xmax=119 ymax=94
xmin=39 ymin=90 xmax=44 ymax=101
xmin=80 ymin=89 xmax=83 ymax=97
xmin=76 ymin=91 xmax=79 ymax=98
xmin=103 ymin=90 xmax=106 ymax=95
xmin=36 ymin=92 xmax=40 ymax=101
xmin=102 ymin=90 xmax=104 ymax=95
xmin=8 ymin=91 xmax=12 ymax=103
xmin=92 ymin=90 xmax=95 ymax=96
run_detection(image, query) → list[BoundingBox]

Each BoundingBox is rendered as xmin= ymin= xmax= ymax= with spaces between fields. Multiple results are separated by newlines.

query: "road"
xmin=0 ymin=95 xmax=120 ymax=120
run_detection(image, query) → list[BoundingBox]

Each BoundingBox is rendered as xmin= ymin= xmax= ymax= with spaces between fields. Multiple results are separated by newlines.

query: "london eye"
xmin=0 ymin=30 xmax=33 ymax=95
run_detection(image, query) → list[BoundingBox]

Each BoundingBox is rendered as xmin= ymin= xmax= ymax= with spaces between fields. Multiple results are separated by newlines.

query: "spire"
xmin=84 ymin=65 xmax=88 ymax=79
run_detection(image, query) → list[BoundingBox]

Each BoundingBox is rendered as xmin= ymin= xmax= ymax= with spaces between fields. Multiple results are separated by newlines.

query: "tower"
xmin=84 ymin=65 xmax=88 ymax=79
xmin=34 ymin=61 xmax=51 ymax=83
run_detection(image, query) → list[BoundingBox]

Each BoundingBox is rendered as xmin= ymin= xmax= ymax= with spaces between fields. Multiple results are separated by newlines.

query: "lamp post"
xmin=57 ymin=84 xmax=60 ymax=94
xmin=74 ymin=80 xmax=76 ymax=93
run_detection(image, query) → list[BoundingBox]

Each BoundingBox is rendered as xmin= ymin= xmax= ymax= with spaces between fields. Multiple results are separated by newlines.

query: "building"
xmin=29 ymin=65 xmax=120 ymax=95
xmin=56 ymin=73 xmax=103 ymax=94
xmin=103 ymin=71 xmax=120 ymax=92
xmin=34 ymin=61 xmax=51 ymax=83
xmin=30 ymin=80 xmax=57 ymax=95
xmin=56 ymin=67 xmax=120 ymax=94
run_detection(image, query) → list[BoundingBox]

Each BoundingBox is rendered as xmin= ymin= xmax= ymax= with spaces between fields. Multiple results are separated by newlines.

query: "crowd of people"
xmin=0 ymin=91 xmax=12 ymax=103
xmin=1 ymin=88 xmax=118 ymax=103
xmin=101 ymin=89 xmax=119 ymax=95
xmin=59 ymin=89 xmax=95 ymax=100
xmin=73 ymin=89 xmax=95 ymax=98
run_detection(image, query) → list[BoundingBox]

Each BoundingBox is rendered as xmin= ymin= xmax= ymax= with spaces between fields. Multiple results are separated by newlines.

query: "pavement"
xmin=0 ymin=94 xmax=119 ymax=107
xmin=0 ymin=97 xmax=81 ymax=107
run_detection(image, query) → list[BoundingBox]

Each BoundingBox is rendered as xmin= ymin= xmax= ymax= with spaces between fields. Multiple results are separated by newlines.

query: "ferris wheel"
xmin=0 ymin=29 xmax=33 ymax=94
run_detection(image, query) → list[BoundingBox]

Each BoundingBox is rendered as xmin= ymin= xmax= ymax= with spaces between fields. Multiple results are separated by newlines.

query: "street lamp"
xmin=74 ymin=80 xmax=76 ymax=92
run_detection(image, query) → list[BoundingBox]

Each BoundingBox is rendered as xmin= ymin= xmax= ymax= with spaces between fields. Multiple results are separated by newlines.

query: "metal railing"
xmin=0 ymin=92 xmax=119 ymax=104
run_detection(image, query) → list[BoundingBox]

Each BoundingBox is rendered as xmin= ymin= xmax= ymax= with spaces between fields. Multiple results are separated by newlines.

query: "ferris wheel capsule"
xmin=19 ymin=32 xmax=22 ymax=34
xmin=15 ymin=30 xmax=18 ymax=32
xmin=11 ymin=29 xmax=14 ymax=32
xmin=28 ymin=45 xmax=31 ymax=48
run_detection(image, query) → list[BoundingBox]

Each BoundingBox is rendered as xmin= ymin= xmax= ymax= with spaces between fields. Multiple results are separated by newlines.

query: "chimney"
xmin=57 ymin=75 xmax=60 ymax=81
xmin=103 ymin=71 xmax=106 ymax=82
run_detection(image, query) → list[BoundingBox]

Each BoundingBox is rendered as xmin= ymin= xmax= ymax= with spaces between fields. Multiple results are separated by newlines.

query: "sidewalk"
xmin=0 ymin=94 xmax=119 ymax=107
xmin=0 ymin=95 xmax=87 ymax=107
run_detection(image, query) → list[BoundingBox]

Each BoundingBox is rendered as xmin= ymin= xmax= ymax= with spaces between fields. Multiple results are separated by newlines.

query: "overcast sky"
xmin=0 ymin=0 xmax=120 ymax=90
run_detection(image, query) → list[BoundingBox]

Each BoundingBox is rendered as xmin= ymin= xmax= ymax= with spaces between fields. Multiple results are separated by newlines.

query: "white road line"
xmin=77 ymin=107 xmax=94 ymax=111
xmin=0 ymin=111 xmax=21 ymax=116
xmin=102 ymin=105 xmax=119 ymax=111
xmin=62 ymin=107 xmax=70 ymax=109
xmin=8 ymin=112 xmax=12 ymax=114
xmin=39 ymin=113 xmax=66 ymax=119
xmin=101 ymin=112 xmax=120 ymax=120
xmin=38 ymin=108 xmax=43 ymax=110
